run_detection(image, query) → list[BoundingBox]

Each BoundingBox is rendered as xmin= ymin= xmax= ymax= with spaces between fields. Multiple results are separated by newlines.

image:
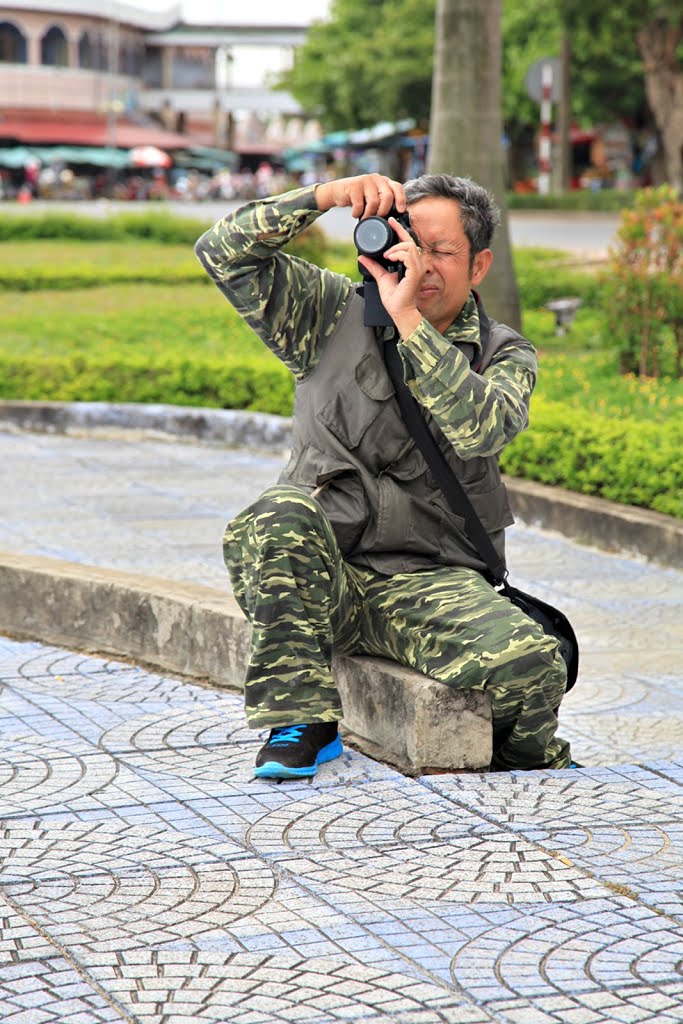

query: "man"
xmin=195 ymin=172 xmax=571 ymax=779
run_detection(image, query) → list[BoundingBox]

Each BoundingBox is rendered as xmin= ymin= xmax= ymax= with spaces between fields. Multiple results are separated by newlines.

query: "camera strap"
xmin=382 ymin=333 xmax=507 ymax=586
xmin=381 ymin=322 xmax=580 ymax=690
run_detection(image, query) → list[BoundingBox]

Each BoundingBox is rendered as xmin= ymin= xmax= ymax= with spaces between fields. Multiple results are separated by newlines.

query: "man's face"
xmin=407 ymin=197 xmax=492 ymax=334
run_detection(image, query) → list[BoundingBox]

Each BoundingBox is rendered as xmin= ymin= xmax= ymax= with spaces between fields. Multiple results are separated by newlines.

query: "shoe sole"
xmin=254 ymin=736 xmax=343 ymax=780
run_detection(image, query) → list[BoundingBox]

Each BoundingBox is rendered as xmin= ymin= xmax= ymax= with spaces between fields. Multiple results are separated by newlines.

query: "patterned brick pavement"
xmin=1 ymin=636 xmax=682 ymax=1024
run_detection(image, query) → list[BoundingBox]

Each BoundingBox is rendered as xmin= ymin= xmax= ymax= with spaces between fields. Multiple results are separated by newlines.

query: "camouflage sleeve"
xmin=194 ymin=184 xmax=352 ymax=378
xmin=396 ymin=312 xmax=536 ymax=459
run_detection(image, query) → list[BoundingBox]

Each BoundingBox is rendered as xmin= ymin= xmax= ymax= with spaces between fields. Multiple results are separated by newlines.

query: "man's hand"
xmin=315 ymin=173 xmax=406 ymax=219
xmin=359 ymin=216 xmax=425 ymax=338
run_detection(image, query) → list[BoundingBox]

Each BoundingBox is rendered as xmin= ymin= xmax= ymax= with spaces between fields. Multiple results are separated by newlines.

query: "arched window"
xmin=94 ymin=33 xmax=108 ymax=71
xmin=41 ymin=25 xmax=68 ymax=67
xmin=78 ymin=30 xmax=93 ymax=69
xmin=0 ymin=20 xmax=27 ymax=63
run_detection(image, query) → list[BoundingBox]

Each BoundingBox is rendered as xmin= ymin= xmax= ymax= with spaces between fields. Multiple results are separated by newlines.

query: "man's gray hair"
xmin=404 ymin=174 xmax=501 ymax=257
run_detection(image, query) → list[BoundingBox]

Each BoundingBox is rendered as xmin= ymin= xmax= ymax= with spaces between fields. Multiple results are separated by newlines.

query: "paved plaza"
xmin=1 ymin=423 xmax=682 ymax=1023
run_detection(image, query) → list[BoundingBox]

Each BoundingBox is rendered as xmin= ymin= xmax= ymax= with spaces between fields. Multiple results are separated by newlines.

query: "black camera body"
xmin=353 ymin=205 xmax=417 ymax=327
xmin=353 ymin=206 xmax=415 ymax=275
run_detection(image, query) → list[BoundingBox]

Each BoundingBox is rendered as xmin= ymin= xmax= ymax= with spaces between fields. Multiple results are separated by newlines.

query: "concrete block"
xmin=0 ymin=551 xmax=492 ymax=775
xmin=334 ymin=655 xmax=491 ymax=774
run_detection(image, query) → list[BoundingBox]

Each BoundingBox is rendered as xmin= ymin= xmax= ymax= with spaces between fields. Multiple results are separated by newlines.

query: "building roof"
xmin=0 ymin=109 xmax=191 ymax=148
xmin=145 ymin=25 xmax=307 ymax=46
xmin=5 ymin=0 xmax=181 ymax=31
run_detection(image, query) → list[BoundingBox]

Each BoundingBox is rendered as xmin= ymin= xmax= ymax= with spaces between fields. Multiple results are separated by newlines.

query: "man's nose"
xmin=421 ymin=251 xmax=436 ymax=272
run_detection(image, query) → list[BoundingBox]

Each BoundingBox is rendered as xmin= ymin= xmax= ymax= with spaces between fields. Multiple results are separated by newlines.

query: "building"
xmin=0 ymin=0 xmax=324 ymax=167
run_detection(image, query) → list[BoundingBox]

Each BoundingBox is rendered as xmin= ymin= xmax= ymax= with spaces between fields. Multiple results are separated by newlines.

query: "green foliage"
xmin=280 ymin=0 xmax=659 ymax=167
xmin=522 ymin=305 xmax=604 ymax=351
xmin=0 ymin=282 xmax=271 ymax=358
xmin=513 ymin=248 xmax=601 ymax=307
xmin=0 ymin=225 xmax=330 ymax=292
xmin=534 ymin=350 xmax=683 ymax=421
xmin=500 ymin=397 xmax=683 ymax=518
xmin=0 ymin=209 xmax=214 ymax=243
xmin=553 ymin=2 xmax=648 ymax=124
xmin=283 ymin=224 xmax=330 ymax=266
xmin=1 ymin=233 xmax=681 ymax=520
xmin=278 ymin=0 xmax=436 ymax=130
xmin=501 ymin=0 xmax=562 ymax=147
xmin=597 ymin=185 xmax=683 ymax=377
xmin=507 ymin=191 xmax=637 ymax=211
xmin=0 ymin=350 xmax=294 ymax=416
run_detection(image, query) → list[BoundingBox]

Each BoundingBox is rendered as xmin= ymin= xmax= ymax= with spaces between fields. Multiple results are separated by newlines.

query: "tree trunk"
xmin=427 ymin=0 xmax=521 ymax=330
xmin=637 ymin=16 xmax=683 ymax=192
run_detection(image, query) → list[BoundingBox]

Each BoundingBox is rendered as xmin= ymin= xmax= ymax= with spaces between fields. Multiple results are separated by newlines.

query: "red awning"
xmin=0 ymin=109 xmax=191 ymax=149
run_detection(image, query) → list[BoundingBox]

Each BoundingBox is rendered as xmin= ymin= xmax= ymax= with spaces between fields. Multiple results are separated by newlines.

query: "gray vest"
xmin=279 ymin=289 xmax=520 ymax=576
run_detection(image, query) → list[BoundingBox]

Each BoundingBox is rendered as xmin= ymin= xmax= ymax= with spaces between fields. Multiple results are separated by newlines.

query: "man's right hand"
xmin=315 ymin=173 xmax=406 ymax=219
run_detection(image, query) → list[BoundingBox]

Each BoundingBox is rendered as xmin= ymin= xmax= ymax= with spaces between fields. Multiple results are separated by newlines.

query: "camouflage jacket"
xmin=195 ymin=185 xmax=538 ymax=575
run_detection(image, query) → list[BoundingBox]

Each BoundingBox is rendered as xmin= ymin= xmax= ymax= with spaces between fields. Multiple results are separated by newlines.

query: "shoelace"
xmin=269 ymin=724 xmax=307 ymax=746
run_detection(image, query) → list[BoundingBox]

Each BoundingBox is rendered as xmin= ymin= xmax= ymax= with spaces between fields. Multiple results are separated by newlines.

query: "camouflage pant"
xmin=223 ymin=484 xmax=571 ymax=771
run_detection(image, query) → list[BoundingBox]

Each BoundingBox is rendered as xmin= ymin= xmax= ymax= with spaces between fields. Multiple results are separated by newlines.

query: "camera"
xmin=353 ymin=206 xmax=415 ymax=276
xmin=353 ymin=205 xmax=417 ymax=327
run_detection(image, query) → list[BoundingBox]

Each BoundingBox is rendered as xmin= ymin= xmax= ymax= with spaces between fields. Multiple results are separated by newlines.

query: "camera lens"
xmin=353 ymin=217 xmax=394 ymax=257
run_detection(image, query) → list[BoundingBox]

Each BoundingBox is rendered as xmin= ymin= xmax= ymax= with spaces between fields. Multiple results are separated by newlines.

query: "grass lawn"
xmin=0 ymin=240 xmax=207 ymax=291
xmin=1 ymin=281 xmax=266 ymax=359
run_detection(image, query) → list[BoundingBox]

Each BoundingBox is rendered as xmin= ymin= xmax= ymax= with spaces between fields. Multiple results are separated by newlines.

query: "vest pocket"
xmin=280 ymin=445 xmax=369 ymax=554
xmin=317 ymin=353 xmax=397 ymax=450
xmin=432 ymin=480 xmax=514 ymax=533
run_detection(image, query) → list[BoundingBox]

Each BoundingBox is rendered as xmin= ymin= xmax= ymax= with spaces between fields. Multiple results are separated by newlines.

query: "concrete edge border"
xmin=2 ymin=399 xmax=681 ymax=569
xmin=0 ymin=550 xmax=492 ymax=775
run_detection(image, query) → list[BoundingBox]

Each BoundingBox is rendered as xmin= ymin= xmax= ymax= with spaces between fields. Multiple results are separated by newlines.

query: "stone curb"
xmin=1 ymin=399 xmax=681 ymax=568
xmin=0 ymin=399 xmax=292 ymax=451
xmin=0 ymin=551 xmax=492 ymax=775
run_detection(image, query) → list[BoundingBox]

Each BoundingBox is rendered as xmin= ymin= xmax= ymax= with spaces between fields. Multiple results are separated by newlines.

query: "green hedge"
xmin=0 ymin=210 xmax=213 ymax=243
xmin=0 ymin=351 xmax=294 ymax=417
xmin=1 ymin=351 xmax=680 ymax=519
xmin=500 ymin=398 xmax=683 ymax=518
xmin=1 ymin=222 xmax=680 ymax=520
xmin=0 ymin=210 xmax=328 ymax=256
xmin=0 ymin=262 xmax=209 ymax=291
xmin=0 ymin=220 xmax=330 ymax=290
xmin=507 ymin=190 xmax=636 ymax=212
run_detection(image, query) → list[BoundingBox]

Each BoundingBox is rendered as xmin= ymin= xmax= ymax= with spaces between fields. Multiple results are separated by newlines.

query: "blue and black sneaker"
xmin=254 ymin=722 xmax=343 ymax=780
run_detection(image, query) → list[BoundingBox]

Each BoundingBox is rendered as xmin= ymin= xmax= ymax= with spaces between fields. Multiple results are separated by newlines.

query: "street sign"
xmin=524 ymin=57 xmax=562 ymax=103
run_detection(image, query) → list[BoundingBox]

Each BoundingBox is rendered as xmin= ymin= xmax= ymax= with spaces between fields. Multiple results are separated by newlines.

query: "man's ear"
xmin=471 ymin=248 xmax=493 ymax=286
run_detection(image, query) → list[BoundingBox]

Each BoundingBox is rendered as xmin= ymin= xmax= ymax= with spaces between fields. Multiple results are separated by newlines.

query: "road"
xmin=2 ymin=197 xmax=620 ymax=255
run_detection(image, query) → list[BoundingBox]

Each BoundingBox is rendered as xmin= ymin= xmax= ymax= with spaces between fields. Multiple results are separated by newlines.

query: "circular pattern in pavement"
xmin=245 ymin=787 xmax=601 ymax=904
xmin=0 ymin=820 xmax=277 ymax=948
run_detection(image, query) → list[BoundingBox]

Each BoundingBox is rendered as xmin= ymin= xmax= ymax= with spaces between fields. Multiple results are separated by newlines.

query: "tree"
xmin=428 ymin=0 xmax=520 ymax=329
xmin=559 ymin=1 xmax=683 ymax=190
xmin=279 ymin=0 xmax=436 ymax=131
xmin=636 ymin=7 xmax=683 ymax=190
xmin=284 ymin=0 xmax=683 ymax=189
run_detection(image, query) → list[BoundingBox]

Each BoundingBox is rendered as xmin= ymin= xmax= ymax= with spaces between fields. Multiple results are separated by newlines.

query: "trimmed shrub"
xmin=0 ymin=210 xmax=211 ymax=243
xmin=500 ymin=398 xmax=683 ymax=518
xmin=598 ymin=185 xmax=683 ymax=378
xmin=507 ymin=190 xmax=636 ymax=212
xmin=0 ymin=351 xmax=295 ymax=417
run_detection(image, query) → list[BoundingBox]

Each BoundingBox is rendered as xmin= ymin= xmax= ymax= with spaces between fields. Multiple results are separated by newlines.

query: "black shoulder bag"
xmin=383 ymin=337 xmax=579 ymax=691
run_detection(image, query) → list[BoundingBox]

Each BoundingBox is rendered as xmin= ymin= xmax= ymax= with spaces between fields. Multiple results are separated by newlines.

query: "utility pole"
xmin=557 ymin=31 xmax=571 ymax=192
